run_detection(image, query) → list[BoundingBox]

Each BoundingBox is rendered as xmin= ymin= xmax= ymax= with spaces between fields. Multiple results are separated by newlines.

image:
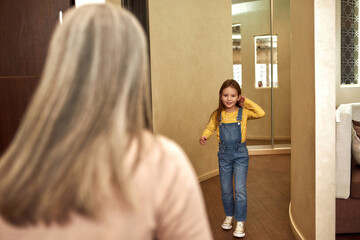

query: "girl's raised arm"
xmin=243 ymin=98 xmax=265 ymax=120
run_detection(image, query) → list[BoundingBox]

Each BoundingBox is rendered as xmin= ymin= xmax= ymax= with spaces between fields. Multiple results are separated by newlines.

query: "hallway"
xmin=200 ymin=154 xmax=294 ymax=240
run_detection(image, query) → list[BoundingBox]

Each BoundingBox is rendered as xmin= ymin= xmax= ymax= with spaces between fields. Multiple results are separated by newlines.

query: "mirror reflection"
xmin=197 ymin=0 xmax=292 ymax=239
xmin=232 ymin=0 xmax=290 ymax=147
xmin=254 ymin=35 xmax=278 ymax=88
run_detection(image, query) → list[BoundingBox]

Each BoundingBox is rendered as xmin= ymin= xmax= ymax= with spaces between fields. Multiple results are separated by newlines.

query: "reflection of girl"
xmin=0 ymin=4 xmax=212 ymax=240
xmin=199 ymin=79 xmax=265 ymax=238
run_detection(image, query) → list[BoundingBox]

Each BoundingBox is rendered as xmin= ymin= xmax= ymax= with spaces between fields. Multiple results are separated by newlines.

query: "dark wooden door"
xmin=122 ymin=0 xmax=149 ymax=37
xmin=0 ymin=1 xmax=150 ymax=155
xmin=0 ymin=0 xmax=71 ymax=154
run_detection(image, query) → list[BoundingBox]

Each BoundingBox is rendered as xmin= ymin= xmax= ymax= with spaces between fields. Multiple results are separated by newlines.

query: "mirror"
xmin=232 ymin=0 xmax=272 ymax=146
xmin=232 ymin=0 xmax=290 ymax=147
xmin=254 ymin=35 xmax=278 ymax=88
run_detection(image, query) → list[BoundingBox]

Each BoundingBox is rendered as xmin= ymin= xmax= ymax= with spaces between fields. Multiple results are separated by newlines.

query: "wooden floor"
xmin=200 ymin=154 xmax=295 ymax=240
xmin=200 ymin=154 xmax=360 ymax=239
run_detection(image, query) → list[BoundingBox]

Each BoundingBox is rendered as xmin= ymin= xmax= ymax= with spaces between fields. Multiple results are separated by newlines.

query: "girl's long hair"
xmin=213 ymin=79 xmax=241 ymax=126
xmin=0 ymin=4 xmax=151 ymax=226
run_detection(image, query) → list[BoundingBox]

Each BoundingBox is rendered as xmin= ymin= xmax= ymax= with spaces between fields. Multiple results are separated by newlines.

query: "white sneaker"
xmin=233 ymin=221 xmax=245 ymax=238
xmin=221 ymin=216 xmax=233 ymax=230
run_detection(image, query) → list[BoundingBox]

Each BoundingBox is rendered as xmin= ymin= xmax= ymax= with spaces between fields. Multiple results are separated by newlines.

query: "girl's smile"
xmin=221 ymin=87 xmax=241 ymax=112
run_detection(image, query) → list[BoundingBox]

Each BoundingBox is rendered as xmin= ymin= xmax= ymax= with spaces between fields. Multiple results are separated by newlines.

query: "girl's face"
xmin=220 ymin=87 xmax=241 ymax=111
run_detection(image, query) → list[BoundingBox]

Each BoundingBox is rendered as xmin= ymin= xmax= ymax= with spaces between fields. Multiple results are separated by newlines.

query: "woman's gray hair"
xmin=0 ymin=3 xmax=151 ymax=225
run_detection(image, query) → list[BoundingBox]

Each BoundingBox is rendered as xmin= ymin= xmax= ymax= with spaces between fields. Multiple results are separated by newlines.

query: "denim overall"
xmin=217 ymin=107 xmax=249 ymax=221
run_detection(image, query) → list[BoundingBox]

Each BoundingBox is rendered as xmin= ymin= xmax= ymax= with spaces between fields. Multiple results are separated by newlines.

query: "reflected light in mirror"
xmin=232 ymin=1 xmax=265 ymax=16
xmin=76 ymin=0 xmax=105 ymax=8
xmin=254 ymin=35 xmax=278 ymax=88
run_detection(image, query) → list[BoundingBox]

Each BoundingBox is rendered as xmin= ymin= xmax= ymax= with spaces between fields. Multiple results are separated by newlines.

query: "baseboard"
xmin=248 ymin=144 xmax=291 ymax=155
xmin=198 ymin=169 xmax=219 ymax=182
xmin=248 ymin=148 xmax=291 ymax=155
xmin=247 ymin=136 xmax=291 ymax=140
xmin=289 ymin=202 xmax=305 ymax=240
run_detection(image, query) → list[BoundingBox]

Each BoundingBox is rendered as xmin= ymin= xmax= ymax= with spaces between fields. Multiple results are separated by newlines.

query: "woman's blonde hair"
xmin=0 ymin=4 xmax=151 ymax=225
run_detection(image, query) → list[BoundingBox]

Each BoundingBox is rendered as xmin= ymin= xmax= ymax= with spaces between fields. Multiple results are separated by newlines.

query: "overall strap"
xmin=236 ymin=107 xmax=243 ymax=121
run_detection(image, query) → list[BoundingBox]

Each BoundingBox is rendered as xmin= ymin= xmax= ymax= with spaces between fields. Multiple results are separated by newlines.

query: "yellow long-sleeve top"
xmin=202 ymin=98 xmax=265 ymax=143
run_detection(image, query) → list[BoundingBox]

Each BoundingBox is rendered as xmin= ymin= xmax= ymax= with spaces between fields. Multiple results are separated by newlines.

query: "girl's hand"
xmin=239 ymin=96 xmax=246 ymax=107
xmin=199 ymin=136 xmax=207 ymax=145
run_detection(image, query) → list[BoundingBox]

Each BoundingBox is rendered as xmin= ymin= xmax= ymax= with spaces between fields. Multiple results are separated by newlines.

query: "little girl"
xmin=199 ymin=79 xmax=265 ymax=238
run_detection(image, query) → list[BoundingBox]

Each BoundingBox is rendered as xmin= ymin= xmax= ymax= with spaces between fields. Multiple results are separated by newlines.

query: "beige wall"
xmin=314 ymin=0 xmax=336 ymax=238
xmin=335 ymin=0 xmax=360 ymax=107
xmin=290 ymin=0 xmax=335 ymax=239
xmin=106 ymin=0 xmax=121 ymax=6
xmin=232 ymin=0 xmax=291 ymax=140
xmin=290 ymin=0 xmax=315 ymax=237
xmin=148 ymin=0 xmax=233 ymax=177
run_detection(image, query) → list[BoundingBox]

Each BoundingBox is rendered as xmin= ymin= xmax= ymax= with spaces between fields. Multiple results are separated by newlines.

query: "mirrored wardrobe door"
xmin=232 ymin=0 xmax=272 ymax=147
xmin=272 ymin=0 xmax=291 ymax=148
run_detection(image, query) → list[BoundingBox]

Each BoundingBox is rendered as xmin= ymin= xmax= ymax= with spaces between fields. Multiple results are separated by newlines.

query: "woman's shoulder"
xmin=136 ymin=131 xmax=194 ymax=174
xmin=152 ymin=134 xmax=192 ymax=170
xmin=141 ymin=131 xmax=185 ymax=155
xmin=130 ymin=132 xmax=198 ymax=198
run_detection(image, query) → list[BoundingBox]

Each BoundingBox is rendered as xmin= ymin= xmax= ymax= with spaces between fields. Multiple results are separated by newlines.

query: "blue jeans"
xmin=218 ymin=142 xmax=249 ymax=221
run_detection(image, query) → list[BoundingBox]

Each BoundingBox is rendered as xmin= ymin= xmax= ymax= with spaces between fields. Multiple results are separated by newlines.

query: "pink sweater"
xmin=0 ymin=134 xmax=213 ymax=240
